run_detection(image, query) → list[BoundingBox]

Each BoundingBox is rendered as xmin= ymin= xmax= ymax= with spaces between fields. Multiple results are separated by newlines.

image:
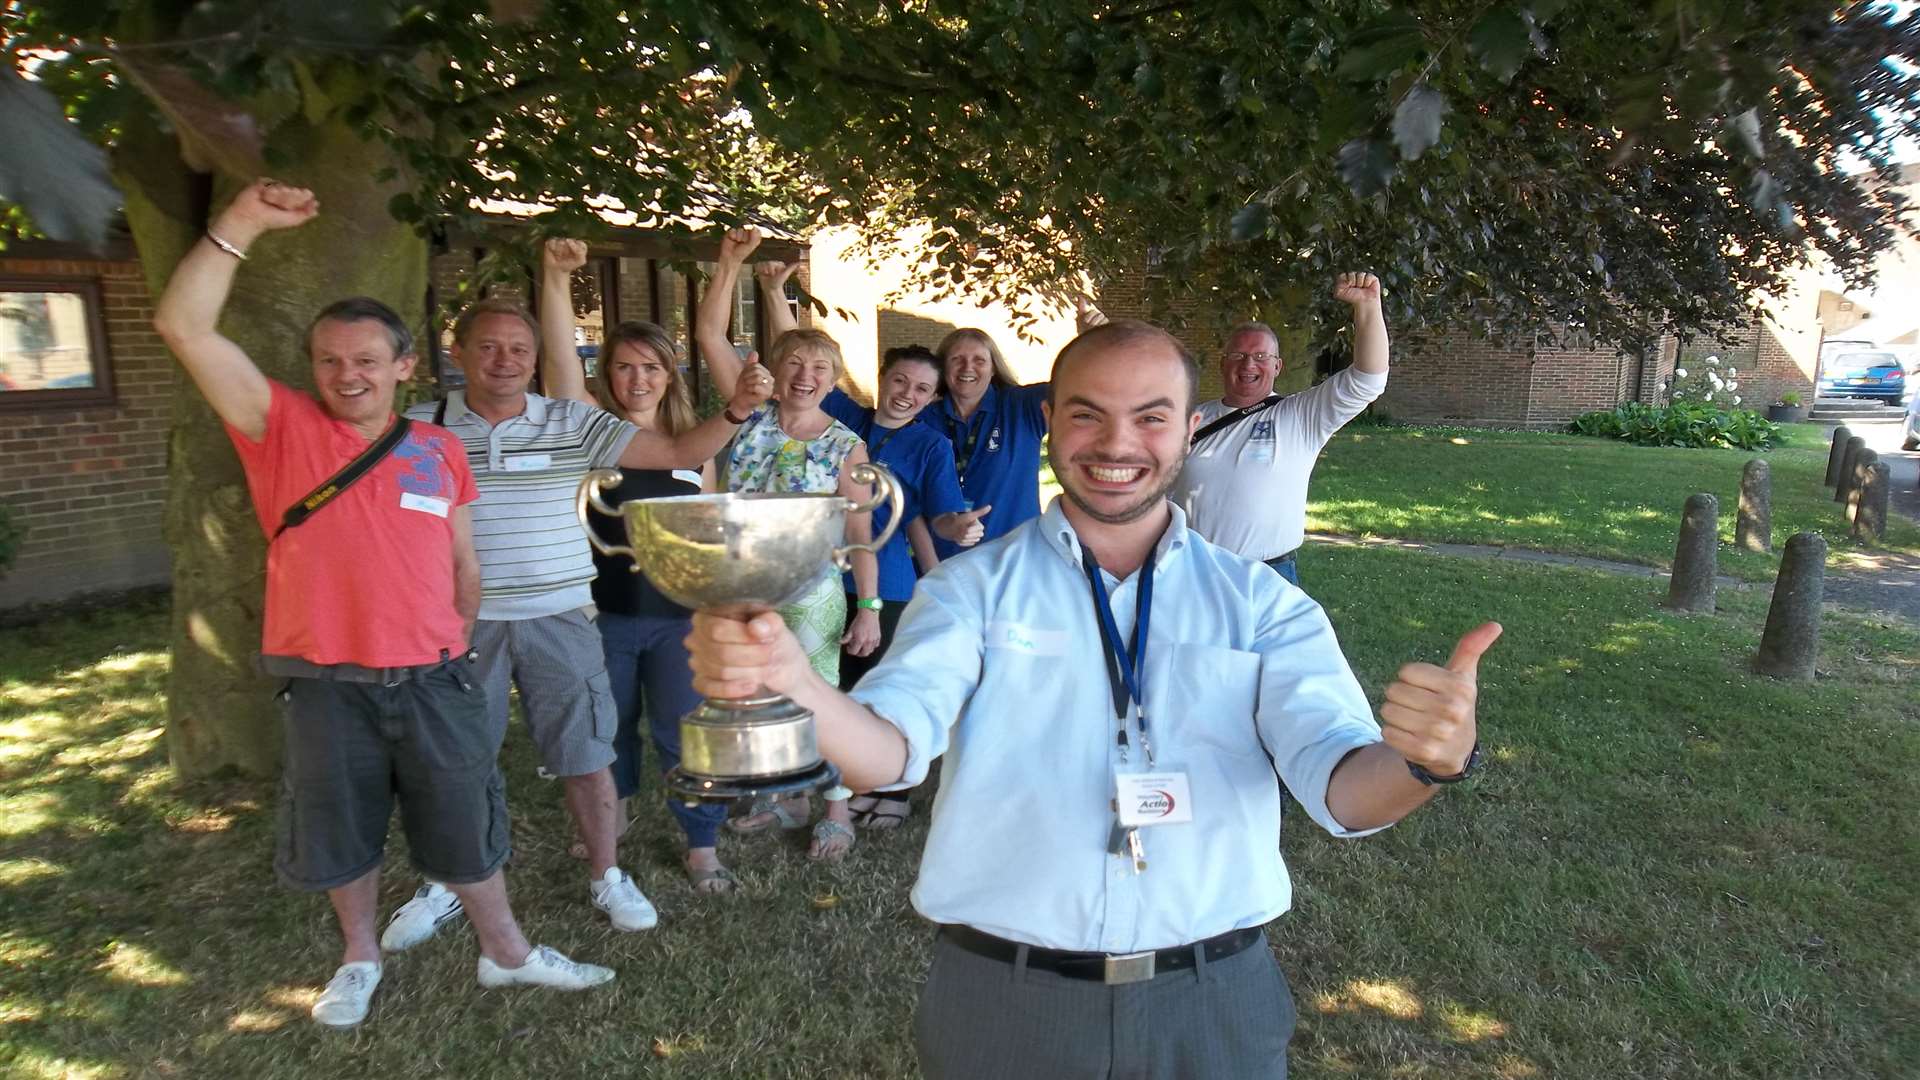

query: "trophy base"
xmin=665 ymin=760 xmax=843 ymax=806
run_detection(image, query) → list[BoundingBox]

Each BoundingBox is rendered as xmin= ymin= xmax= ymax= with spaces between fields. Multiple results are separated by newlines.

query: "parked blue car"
xmin=1818 ymin=351 xmax=1909 ymax=403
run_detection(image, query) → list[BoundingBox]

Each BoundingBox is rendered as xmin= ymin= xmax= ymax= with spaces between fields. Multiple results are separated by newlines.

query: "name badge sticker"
xmin=984 ymin=620 xmax=1068 ymax=656
xmin=1115 ymin=771 xmax=1194 ymax=827
xmin=399 ymin=492 xmax=450 ymax=518
xmin=502 ymin=453 xmax=552 ymax=472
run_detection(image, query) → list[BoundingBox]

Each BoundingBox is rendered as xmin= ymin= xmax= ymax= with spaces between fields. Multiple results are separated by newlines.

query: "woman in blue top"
xmin=928 ymin=327 xmax=1050 ymax=561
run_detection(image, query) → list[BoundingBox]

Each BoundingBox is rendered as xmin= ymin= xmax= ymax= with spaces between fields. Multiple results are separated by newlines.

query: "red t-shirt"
xmin=227 ymin=381 xmax=479 ymax=667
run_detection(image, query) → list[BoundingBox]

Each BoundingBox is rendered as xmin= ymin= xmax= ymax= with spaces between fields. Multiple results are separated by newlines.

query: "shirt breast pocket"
xmin=1159 ymin=643 xmax=1266 ymax=760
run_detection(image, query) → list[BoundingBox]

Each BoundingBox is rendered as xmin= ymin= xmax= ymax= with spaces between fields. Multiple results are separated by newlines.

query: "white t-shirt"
xmin=1172 ymin=367 xmax=1387 ymax=561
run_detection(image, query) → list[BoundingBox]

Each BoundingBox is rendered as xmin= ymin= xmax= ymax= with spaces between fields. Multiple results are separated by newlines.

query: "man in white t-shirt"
xmin=1169 ymin=273 xmax=1389 ymax=585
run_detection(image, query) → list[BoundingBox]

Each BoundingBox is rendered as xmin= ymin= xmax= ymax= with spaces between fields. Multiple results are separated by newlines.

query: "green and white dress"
xmin=725 ymin=405 xmax=862 ymax=682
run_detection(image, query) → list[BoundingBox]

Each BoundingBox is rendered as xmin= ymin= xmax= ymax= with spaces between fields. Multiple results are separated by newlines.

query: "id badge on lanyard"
xmin=1084 ymin=547 xmax=1194 ymax=873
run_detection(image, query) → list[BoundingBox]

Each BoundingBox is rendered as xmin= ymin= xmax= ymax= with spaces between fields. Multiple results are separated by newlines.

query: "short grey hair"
xmin=1224 ymin=321 xmax=1281 ymax=354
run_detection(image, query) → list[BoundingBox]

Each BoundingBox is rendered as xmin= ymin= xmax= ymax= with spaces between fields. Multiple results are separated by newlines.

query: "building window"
xmin=0 ymin=278 xmax=113 ymax=408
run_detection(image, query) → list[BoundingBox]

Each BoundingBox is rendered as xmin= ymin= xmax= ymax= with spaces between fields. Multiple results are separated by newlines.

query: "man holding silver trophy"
xmin=676 ymin=318 xmax=1502 ymax=1078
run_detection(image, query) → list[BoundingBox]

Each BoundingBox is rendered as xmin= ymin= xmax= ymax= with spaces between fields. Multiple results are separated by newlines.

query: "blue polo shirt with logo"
xmin=824 ymin=390 xmax=967 ymax=601
xmin=921 ymin=381 xmax=1050 ymax=561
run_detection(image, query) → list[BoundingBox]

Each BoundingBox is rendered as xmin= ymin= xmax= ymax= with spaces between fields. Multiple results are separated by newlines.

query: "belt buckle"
xmin=1103 ymin=950 xmax=1156 ymax=985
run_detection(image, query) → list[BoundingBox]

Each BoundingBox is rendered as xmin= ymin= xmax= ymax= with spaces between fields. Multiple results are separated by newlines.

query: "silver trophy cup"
xmin=576 ymin=462 xmax=903 ymax=802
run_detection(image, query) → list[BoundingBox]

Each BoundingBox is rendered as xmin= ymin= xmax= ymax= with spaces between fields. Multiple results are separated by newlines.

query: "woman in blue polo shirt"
xmin=928 ymin=328 xmax=1049 ymax=560
xmin=822 ymin=345 xmax=987 ymax=680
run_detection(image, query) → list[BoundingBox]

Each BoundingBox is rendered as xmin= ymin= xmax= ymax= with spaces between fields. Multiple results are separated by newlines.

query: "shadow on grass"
xmin=4 ymin=553 xmax=1918 ymax=1078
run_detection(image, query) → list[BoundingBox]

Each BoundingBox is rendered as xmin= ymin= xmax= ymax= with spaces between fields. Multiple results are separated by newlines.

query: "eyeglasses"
xmin=1223 ymin=352 xmax=1279 ymax=364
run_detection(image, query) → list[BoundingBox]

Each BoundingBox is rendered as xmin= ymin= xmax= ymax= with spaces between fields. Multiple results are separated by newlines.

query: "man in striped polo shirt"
xmin=384 ymin=296 xmax=772 ymax=946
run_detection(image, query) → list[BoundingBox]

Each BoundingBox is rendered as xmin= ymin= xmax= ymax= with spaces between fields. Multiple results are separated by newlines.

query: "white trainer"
xmin=476 ymin=945 xmax=615 ymax=990
xmin=589 ymin=867 xmax=658 ymax=932
xmin=380 ymin=883 xmax=465 ymax=952
xmin=311 ymin=961 xmax=382 ymax=1029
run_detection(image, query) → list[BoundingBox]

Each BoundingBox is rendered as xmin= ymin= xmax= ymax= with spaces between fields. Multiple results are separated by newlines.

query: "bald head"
xmin=1049 ymin=320 xmax=1199 ymax=413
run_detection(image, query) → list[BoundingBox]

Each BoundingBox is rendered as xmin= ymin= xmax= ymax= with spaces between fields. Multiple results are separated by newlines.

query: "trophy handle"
xmin=576 ymin=469 xmax=641 ymax=569
xmin=834 ymin=461 xmax=905 ymax=571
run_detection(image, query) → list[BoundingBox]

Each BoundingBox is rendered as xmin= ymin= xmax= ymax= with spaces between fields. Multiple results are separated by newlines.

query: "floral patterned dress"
xmin=725 ymin=405 xmax=862 ymax=682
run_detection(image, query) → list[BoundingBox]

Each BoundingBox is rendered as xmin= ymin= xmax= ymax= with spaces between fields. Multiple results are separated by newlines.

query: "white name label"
xmin=983 ymin=620 xmax=1067 ymax=656
xmin=1116 ymin=771 xmax=1194 ymax=827
xmin=399 ymin=492 xmax=450 ymax=518
xmin=501 ymin=453 xmax=552 ymax=472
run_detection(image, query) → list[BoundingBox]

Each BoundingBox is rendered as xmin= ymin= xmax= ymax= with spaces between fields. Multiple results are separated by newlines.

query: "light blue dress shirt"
xmin=851 ymin=498 xmax=1389 ymax=953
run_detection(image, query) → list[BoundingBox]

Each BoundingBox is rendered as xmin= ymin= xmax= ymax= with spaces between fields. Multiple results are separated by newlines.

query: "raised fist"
xmin=719 ymin=226 xmax=763 ymax=265
xmin=1333 ymin=272 xmax=1382 ymax=308
xmin=543 ymin=238 xmax=589 ymax=275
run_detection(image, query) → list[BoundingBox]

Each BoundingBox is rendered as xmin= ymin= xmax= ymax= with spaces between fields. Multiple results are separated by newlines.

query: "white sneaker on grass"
xmin=311 ymin=961 xmax=382 ymax=1029
xmin=589 ymin=867 xmax=658 ymax=931
xmin=381 ymin=883 xmax=465 ymax=952
xmin=476 ymin=945 xmax=615 ymax=990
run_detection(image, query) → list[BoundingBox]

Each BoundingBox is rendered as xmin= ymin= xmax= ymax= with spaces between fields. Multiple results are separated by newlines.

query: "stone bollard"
xmin=1666 ymin=493 xmax=1719 ymax=613
xmin=1834 ymin=436 xmax=1867 ymax=503
xmin=1852 ymin=462 xmax=1891 ymax=542
xmin=1824 ymin=425 xmax=1853 ymax=488
xmin=1845 ymin=449 xmax=1880 ymax=525
xmin=1736 ymin=459 xmax=1771 ymax=553
xmin=1754 ymin=531 xmax=1826 ymax=680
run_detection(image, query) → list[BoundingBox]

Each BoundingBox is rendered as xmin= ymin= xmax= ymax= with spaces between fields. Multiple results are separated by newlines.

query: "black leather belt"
xmin=1264 ymin=550 xmax=1298 ymax=568
xmin=939 ymin=924 xmax=1265 ymax=985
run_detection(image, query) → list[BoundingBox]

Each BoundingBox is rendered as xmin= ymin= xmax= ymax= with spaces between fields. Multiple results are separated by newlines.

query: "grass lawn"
xmin=1309 ymin=422 xmax=1920 ymax=580
xmin=4 ymin=548 xmax=1917 ymax=1079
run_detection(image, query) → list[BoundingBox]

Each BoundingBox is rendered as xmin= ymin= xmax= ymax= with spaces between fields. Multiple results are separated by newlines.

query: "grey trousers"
xmin=914 ymin=930 xmax=1295 ymax=1080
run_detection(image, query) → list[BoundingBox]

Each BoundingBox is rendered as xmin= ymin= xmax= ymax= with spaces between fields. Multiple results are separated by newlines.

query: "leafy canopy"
xmin=5 ymin=1 xmax=1919 ymax=351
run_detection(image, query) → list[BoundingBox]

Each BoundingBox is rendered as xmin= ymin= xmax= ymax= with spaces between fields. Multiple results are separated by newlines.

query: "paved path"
xmin=1306 ymin=410 xmax=1920 ymax=624
xmin=1305 ymin=530 xmax=1920 ymax=625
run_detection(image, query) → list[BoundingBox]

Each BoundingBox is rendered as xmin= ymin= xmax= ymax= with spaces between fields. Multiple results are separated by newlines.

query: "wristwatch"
xmin=854 ymin=597 xmax=884 ymax=612
xmin=1407 ymin=740 xmax=1480 ymax=786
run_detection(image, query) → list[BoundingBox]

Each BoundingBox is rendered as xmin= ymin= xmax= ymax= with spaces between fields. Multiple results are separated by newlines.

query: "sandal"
xmin=726 ymin=795 xmax=809 ymax=836
xmin=685 ymin=861 xmax=738 ymax=895
xmin=857 ymin=797 xmax=910 ymax=831
xmin=808 ymin=818 xmax=856 ymax=863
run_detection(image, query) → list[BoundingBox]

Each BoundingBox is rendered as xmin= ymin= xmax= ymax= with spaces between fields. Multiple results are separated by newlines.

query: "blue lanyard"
xmin=1081 ymin=546 xmax=1154 ymax=764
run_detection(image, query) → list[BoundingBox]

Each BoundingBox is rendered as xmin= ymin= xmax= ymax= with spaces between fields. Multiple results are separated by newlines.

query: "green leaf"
xmin=1337 ymin=138 xmax=1396 ymax=197
xmin=1336 ymin=18 xmax=1426 ymax=82
xmin=1230 ymin=202 xmax=1272 ymax=242
xmin=1468 ymin=8 xmax=1540 ymax=83
xmin=1391 ymin=84 xmax=1447 ymax=161
xmin=0 ymin=67 xmax=121 ymax=250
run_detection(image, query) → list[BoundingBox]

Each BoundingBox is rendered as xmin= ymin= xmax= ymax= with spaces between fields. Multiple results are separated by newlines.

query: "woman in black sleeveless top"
xmin=543 ymin=295 xmax=739 ymax=894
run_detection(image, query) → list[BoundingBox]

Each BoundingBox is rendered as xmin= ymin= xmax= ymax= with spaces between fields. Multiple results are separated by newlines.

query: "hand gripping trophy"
xmin=576 ymin=464 xmax=903 ymax=803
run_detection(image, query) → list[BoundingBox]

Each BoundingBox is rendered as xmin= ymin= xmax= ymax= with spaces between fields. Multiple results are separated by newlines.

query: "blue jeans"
xmin=1264 ymin=551 xmax=1299 ymax=586
xmin=597 ymin=610 xmax=725 ymax=849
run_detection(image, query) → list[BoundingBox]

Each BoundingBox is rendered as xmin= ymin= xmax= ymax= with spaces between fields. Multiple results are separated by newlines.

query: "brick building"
xmin=0 ymin=240 xmax=172 ymax=611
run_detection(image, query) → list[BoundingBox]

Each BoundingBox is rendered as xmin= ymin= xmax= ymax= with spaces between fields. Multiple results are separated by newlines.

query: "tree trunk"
xmin=117 ymin=116 xmax=426 ymax=778
xmin=1255 ymin=285 xmax=1317 ymax=395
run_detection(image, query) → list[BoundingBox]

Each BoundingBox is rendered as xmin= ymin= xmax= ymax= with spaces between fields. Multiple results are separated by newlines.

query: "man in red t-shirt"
xmin=153 ymin=179 xmax=615 ymax=1029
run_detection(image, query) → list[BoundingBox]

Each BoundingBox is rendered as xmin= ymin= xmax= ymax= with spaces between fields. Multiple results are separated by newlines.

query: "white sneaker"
xmin=476 ymin=944 xmax=615 ymax=990
xmin=380 ymin=883 xmax=465 ymax=952
xmin=311 ymin=961 xmax=382 ymax=1029
xmin=589 ymin=867 xmax=658 ymax=931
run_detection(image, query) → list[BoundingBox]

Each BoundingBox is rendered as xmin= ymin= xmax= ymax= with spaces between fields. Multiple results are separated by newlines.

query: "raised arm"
xmin=1335 ymin=272 xmax=1389 ymax=376
xmin=755 ymin=259 xmax=801 ymax=339
xmin=538 ymin=238 xmax=596 ymax=406
xmin=694 ymin=226 xmax=763 ymax=400
xmin=151 ymin=179 xmax=318 ymax=441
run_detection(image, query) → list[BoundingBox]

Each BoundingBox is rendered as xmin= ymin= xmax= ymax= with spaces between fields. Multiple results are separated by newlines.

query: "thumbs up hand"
xmin=932 ymin=504 xmax=993 ymax=546
xmin=1379 ymin=622 xmax=1501 ymax=777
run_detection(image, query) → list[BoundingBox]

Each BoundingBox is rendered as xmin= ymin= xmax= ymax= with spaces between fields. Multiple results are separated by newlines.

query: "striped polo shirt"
xmin=406 ymin=390 xmax=637 ymax=620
